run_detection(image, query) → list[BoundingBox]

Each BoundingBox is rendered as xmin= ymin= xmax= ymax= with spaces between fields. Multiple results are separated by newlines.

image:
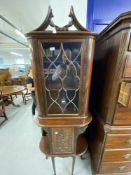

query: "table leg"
xmin=4 ymin=98 xmax=20 ymax=107
xmin=51 ymin=157 xmax=56 ymax=175
xmin=71 ymin=157 xmax=76 ymax=175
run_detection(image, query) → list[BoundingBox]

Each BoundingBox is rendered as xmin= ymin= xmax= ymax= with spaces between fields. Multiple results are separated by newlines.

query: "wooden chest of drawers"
xmin=88 ymin=12 xmax=131 ymax=175
xmin=100 ymin=128 xmax=131 ymax=174
xmin=88 ymin=120 xmax=131 ymax=174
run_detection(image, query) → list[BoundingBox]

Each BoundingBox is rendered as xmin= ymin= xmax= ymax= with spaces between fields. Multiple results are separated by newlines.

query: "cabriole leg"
xmin=71 ymin=156 xmax=76 ymax=175
xmin=51 ymin=157 xmax=56 ymax=175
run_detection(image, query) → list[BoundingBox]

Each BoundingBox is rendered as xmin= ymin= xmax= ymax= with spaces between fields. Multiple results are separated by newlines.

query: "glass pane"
xmin=42 ymin=42 xmax=82 ymax=114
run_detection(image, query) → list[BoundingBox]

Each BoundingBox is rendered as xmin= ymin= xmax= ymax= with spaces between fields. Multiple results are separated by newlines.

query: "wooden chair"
xmin=0 ymin=91 xmax=8 ymax=126
xmin=22 ymin=88 xmax=32 ymax=104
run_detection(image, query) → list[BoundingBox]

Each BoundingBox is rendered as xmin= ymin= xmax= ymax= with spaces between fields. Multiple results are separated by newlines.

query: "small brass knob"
xmin=127 ymin=140 xmax=131 ymax=145
xmin=54 ymin=131 xmax=58 ymax=135
xmin=118 ymin=166 xmax=126 ymax=171
xmin=123 ymin=154 xmax=131 ymax=159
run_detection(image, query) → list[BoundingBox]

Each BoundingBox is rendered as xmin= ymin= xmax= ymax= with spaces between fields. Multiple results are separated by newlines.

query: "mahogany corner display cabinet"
xmin=26 ymin=7 xmax=96 ymax=175
xmin=88 ymin=12 xmax=131 ymax=174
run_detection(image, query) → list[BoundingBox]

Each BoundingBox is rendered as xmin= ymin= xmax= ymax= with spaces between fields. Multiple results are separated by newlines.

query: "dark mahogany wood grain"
xmin=90 ymin=13 xmax=131 ymax=125
xmin=88 ymin=11 xmax=131 ymax=175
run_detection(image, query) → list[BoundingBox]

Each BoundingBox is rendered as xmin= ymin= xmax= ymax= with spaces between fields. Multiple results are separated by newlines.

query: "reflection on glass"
xmin=42 ymin=42 xmax=82 ymax=114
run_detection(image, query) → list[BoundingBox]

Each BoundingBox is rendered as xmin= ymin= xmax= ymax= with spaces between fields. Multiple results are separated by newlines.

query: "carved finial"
xmin=69 ymin=6 xmax=89 ymax=31
xmin=69 ymin=5 xmax=74 ymax=17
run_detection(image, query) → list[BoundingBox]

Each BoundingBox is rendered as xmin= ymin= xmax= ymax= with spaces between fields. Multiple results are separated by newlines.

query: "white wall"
xmin=0 ymin=49 xmax=31 ymax=66
xmin=50 ymin=0 xmax=87 ymax=28
xmin=0 ymin=0 xmax=88 ymax=66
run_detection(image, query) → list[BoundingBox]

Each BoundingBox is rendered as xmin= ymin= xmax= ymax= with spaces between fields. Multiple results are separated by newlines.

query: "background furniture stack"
xmin=0 ymin=68 xmax=30 ymax=105
xmin=0 ymin=68 xmax=11 ymax=86
xmin=88 ymin=12 xmax=131 ymax=174
xmin=0 ymin=68 xmax=27 ymax=86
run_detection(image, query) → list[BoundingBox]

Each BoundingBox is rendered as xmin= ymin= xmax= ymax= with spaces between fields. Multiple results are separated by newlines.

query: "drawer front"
xmin=114 ymin=109 xmax=131 ymax=125
xmin=105 ymin=134 xmax=131 ymax=148
xmin=100 ymin=162 xmax=131 ymax=174
xmin=103 ymin=149 xmax=131 ymax=162
xmin=123 ymin=55 xmax=131 ymax=78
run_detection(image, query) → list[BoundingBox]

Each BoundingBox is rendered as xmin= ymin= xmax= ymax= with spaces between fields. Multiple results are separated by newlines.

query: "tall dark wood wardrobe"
xmin=88 ymin=12 xmax=131 ymax=174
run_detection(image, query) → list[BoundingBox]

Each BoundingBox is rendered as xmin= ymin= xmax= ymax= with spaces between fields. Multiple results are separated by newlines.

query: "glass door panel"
xmin=42 ymin=42 xmax=82 ymax=114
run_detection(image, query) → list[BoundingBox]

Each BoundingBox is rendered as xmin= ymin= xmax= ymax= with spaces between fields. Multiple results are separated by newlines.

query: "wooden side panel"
xmin=89 ymin=13 xmax=131 ymax=175
xmin=87 ymin=118 xmax=106 ymax=173
xmin=90 ymin=30 xmax=130 ymax=124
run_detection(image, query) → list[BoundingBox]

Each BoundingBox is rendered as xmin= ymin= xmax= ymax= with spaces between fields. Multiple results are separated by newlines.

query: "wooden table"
xmin=0 ymin=85 xmax=25 ymax=107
